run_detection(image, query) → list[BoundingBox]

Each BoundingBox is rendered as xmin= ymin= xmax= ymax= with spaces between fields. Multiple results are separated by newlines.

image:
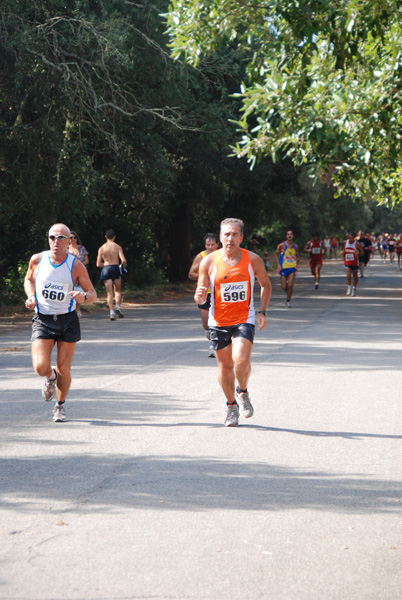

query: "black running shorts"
xmin=31 ymin=312 xmax=81 ymax=343
xmin=100 ymin=265 xmax=121 ymax=281
xmin=209 ymin=323 xmax=255 ymax=351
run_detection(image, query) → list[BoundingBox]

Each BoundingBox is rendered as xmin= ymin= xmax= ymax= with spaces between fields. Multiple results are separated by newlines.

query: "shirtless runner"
xmin=96 ymin=229 xmax=127 ymax=320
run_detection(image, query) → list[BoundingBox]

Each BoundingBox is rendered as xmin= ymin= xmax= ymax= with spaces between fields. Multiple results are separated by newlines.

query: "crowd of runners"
xmin=23 ymin=221 xmax=400 ymax=427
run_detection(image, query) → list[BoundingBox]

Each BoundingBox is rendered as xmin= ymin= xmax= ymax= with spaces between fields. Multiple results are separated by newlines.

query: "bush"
xmin=0 ymin=261 xmax=29 ymax=306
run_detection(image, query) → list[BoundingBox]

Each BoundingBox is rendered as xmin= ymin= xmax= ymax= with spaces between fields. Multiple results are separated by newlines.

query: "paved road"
xmin=1 ymin=257 xmax=401 ymax=600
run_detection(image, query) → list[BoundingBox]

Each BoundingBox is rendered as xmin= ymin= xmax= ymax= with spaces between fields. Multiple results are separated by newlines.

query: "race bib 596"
xmin=220 ymin=281 xmax=248 ymax=303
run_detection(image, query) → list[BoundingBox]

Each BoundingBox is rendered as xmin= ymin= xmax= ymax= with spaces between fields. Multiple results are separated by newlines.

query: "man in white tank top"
xmin=24 ymin=223 xmax=97 ymax=422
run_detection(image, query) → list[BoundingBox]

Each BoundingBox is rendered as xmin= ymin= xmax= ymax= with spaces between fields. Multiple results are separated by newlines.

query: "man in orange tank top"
xmin=195 ymin=218 xmax=272 ymax=427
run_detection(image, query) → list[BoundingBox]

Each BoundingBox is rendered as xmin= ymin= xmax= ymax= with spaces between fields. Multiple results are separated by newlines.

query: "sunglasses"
xmin=49 ymin=235 xmax=68 ymax=241
xmin=69 ymin=236 xmax=77 ymax=239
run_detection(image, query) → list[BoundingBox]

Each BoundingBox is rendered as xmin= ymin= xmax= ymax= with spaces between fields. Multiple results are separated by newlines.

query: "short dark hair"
xmin=203 ymin=233 xmax=219 ymax=243
xmin=105 ymin=229 xmax=115 ymax=239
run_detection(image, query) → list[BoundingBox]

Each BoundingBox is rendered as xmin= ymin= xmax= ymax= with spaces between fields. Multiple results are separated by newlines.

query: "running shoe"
xmin=115 ymin=308 xmax=124 ymax=318
xmin=236 ymin=387 xmax=254 ymax=418
xmin=110 ymin=311 xmax=116 ymax=321
xmin=351 ymin=287 xmax=356 ymax=297
xmin=52 ymin=402 xmax=66 ymax=422
xmin=42 ymin=370 xmax=57 ymax=402
xmin=208 ymin=344 xmax=215 ymax=358
xmin=315 ymin=283 xmax=319 ymax=289
xmin=346 ymin=286 xmax=352 ymax=295
xmin=286 ymin=300 xmax=291 ymax=308
xmin=224 ymin=402 xmax=239 ymax=427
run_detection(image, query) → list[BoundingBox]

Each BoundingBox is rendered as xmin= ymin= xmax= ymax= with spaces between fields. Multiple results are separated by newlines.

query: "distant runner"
xmin=396 ymin=234 xmax=402 ymax=269
xmin=341 ymin=231 xmax=363 ymax=296
xmin=304 ymin=233 xmax=325 ymax=289
xmin=275 ymin=230 xmax=299 ymax=308
xmin=357 ymin=231 xmax=372 ymax=278
xmin=96 ymin=229 xmax=127 ymax=320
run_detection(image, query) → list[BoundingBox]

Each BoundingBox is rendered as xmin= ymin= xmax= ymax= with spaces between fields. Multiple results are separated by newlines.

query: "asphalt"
xmin=0 ymin=257 xmax=401 ymax=600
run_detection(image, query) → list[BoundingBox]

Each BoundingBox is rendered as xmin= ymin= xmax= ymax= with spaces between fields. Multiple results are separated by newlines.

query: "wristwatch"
xmin=83 ymin=292 xmax=88 ymax=302
xmin=258 ymin=310 xmax=266 ymax=316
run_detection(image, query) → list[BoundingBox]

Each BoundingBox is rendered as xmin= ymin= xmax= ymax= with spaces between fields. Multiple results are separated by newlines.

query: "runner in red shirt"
xmin=304 ymin=233 xmax=325 ymax=289
xmin=396 ymin=233 xmax=402 ymax=270
xmin=330 ymin=236 xmax=339 ymax=259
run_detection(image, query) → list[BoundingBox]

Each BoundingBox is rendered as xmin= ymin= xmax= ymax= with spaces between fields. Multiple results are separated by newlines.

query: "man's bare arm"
xmin=188 ymin=253 xmax=202 ymax=281
xmin=118 ymin=245 xmax=127 ymax=268
xmin=70 ymin=261 xmax=97 ymax=304
xmin=96 ymin=247 xmax=104 ymax=268
xmin=251 ymin=254 xmax=272 ymax=331
xmin=194 ymin=255 xmax=212 ymax=305
xmin=274 ymin=243 xmax=284 ymax=271
xmin=24 ymin=254 xmax=40 ymax=310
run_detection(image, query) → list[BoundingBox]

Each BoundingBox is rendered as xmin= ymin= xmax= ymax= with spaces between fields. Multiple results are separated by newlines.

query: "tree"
xmin=165 ymin=0 xmax=402 ymax=206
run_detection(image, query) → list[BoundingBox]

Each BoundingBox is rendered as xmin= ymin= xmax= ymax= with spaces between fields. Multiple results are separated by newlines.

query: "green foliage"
xmin=0 ymin=261 xmax=29 ymax=305
xmin=0 ymin=0 xmax=401 ymax=303
xmin=166 ymin=0 xmax=402 ymax=206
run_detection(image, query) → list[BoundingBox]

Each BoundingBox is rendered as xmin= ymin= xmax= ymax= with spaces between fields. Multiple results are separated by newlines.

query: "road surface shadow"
xmin=1 ymin=454 xmax=401 ymax=515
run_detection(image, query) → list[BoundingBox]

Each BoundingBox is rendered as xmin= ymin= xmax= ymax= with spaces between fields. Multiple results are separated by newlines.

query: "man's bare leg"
xmin=232 ymin=337 xmax=252 ymax=391
xmin=215 ymin=345 xmax=236 ymax=404
xmin=104 ymin=279 xmax=114 ymax=311
xmin=32 ymin=339 xmax=55 ymax=379
xmin=55 ymin=341 xmax=76 ymax=403
xmin=113 ymin=278 xmax=122 ymax=307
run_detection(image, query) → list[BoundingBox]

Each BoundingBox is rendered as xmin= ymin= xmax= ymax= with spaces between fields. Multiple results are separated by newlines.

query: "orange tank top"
xmin=209 ymin=249 xmax=255 ymax=327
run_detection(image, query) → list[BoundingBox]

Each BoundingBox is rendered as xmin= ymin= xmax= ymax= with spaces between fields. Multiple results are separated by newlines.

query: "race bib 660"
xmin=41 ymin=281 xmax=69 ymax=302
xmin=220 ymin=281 xmax=248 ymax=303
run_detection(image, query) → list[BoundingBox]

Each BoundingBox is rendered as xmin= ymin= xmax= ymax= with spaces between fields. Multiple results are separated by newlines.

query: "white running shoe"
xmin=224 ymin=403 xmax=239 ymax=427
xmin=346 ymin=286 xmax=352 ymax=295
xmin=286 ymin=300 xmax=291 ymax=308
xmin=42 ymin=369 xmax=57 ymax=402
xmin=52 ymin=403 xmax=66 ymax=422
xmin=110 ymin=311 xmax=116 ymax=321
xmin=208 ymin=344 xmax=215 ymax=358
xmin=351 ymin=287 xmax=356 ymax=297
xmin=236 ymin=387 xmax=254 ymax=418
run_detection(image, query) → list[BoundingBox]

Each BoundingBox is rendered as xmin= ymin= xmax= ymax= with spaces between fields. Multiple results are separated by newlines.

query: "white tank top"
xmin=35 ymin=251 xmax=77 ymax=315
